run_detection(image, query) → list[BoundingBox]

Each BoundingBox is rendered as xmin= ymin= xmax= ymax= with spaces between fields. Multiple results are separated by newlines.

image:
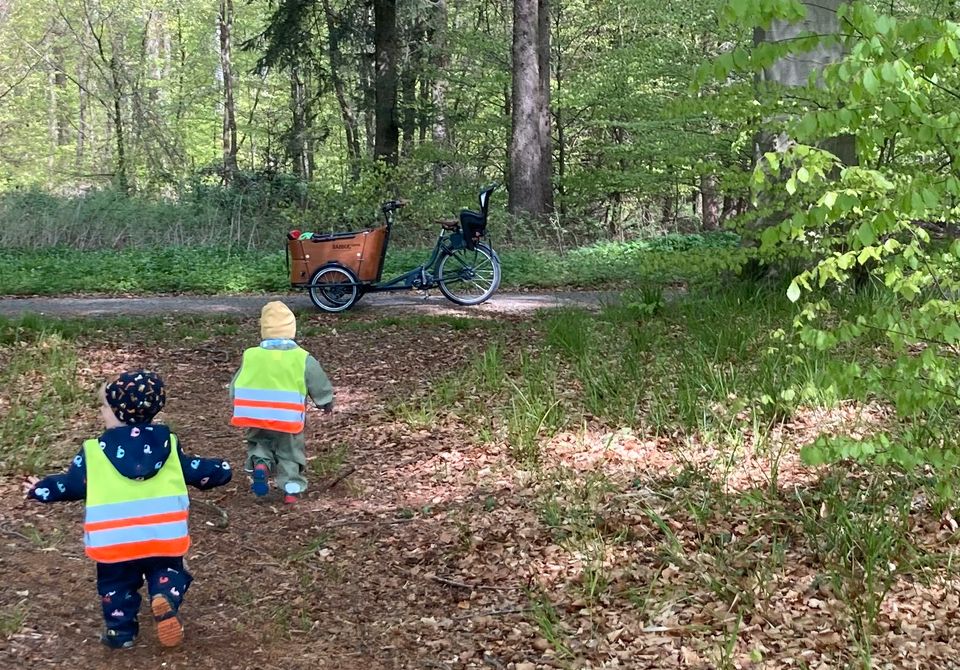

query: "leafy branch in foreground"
xmin=710 ymin=2 xmax=960 ymax=470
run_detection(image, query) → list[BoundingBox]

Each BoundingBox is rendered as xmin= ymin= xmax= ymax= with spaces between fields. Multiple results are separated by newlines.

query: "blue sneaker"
xmin=251 ymin=463 xmax=270 ymax=497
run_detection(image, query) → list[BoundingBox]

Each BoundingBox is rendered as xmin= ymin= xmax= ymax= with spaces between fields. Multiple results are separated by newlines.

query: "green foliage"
xmin=0 ymin=0 xmax=754 ymax=238
xmin=0 ymin=232 xmax=745 ymax=295
xmin=705 ymin=1 xmax=960 ymax=470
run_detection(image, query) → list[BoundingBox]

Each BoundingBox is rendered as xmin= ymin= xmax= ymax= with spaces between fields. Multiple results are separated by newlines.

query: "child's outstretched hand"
xmin=22 ymin=476 xmax=40 ymax=498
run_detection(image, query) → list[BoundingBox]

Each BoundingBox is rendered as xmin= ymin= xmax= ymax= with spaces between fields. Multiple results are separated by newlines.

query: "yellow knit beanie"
xmin=260 ymin=301 xmax=297 ymax=340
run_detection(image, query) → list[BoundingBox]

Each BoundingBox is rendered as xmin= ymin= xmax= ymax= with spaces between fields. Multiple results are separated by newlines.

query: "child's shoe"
xmin=283 ymin=482 xmax=301 ymax=505
xmin=151 ymin=593 xmax=184 ymax=648
xmin=100 ymin=628 xmax=135 ymax=649
xmin=251 ymin=463 xmax=270 ymax=497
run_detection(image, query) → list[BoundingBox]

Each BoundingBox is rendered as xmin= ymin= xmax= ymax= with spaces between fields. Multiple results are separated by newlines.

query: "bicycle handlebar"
xmin=381 ymin=198 xmax=409 ymax=213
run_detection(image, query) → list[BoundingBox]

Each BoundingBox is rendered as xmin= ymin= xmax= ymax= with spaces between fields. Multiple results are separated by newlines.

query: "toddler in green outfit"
xmin=230 ymin=301 xmax=333 ymax=504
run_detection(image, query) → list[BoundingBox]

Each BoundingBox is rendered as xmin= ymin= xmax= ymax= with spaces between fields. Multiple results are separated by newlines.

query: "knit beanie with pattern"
xmin=105 ymin=370 xmax=166 ymax=425
xmin=260 ymin=301 xmax=297 ymax=340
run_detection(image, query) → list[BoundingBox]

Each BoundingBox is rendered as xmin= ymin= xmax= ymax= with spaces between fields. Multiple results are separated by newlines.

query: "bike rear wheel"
xmin=308 ymin=265 xmax=360 ymax=312
xmin=437 ymin=243 xmax=500 ymax=306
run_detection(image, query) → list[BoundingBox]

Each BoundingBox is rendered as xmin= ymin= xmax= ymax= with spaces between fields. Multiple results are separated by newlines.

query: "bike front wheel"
xmin=437 ymin=243 xmax=501 ymax=306
xmin=308 ymin=265 xmax=360 ymax=313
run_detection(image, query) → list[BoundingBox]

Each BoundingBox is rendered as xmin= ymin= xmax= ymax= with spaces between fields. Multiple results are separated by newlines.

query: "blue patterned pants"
xmin=96 ymin=556 xmax=192 ymax=645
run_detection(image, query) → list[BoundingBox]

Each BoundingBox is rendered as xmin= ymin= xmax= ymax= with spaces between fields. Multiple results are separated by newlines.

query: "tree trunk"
xmin=756 ymin=1 xmax=855 ymax=166
xmin=536 ymin=0 xmax=553 ymax=212
xmin=289 ymin=64 xmax=310 ymax=179
xmin=321 ymin=0 xmax=361 ymax=167
xmin=429 ymin=0 xmax=450 ymax=183
xmin=52 ymin=25 xmax=69 ymax=147
xmin=77 ymin=57 xmax=87 ymax=167
xmin=700 ymin=173 xmax=720 ymax=230
xmin=400 ymin=26 xmax=418 ymax=158
xmin=374 ymin=0 xmax=399 ymax=165
xmin=552 ymin=1 xmax=566 ymax=222
xmin=509 ymin=0 xmax=545 ymax=218
xmin=219 ymin=0 xmax=239 ymax=182
xmin=110 ymin=55 xmax=128 ymax=193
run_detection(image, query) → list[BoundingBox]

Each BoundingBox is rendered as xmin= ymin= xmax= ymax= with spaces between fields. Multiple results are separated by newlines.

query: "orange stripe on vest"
xmin=231 ymin=416 xmax=304 ymax=432
xmin=85 ymin=537 xmax=192 ymax=563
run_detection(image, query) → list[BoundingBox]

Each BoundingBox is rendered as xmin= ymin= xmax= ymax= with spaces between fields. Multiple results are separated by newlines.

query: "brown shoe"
xmin=151 ymin=594 xmax=184 ymax=647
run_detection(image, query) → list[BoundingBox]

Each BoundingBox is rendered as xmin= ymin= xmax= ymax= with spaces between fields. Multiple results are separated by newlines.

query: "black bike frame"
xmin=301 ymin=205 xmax=475 ymax=293
xmin=370 ymin=228 xmax=462 ymax=292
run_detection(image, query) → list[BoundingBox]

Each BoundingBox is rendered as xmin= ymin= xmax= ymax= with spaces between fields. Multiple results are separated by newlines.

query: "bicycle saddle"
xmin=435 ymin=218 xmax=459 ymax=231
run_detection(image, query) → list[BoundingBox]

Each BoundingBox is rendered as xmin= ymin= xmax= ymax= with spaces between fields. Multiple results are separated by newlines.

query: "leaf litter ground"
xmin=1 ymin=311 xmax=960 ymax=669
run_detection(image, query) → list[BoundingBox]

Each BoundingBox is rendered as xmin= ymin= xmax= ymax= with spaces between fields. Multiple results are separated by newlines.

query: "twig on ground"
xmin=482 ymin=651 xmax=507 ymax=669
xmin=0 ymin=523 xmax=33 ymax=542
xmin=194 ymin=498 xmax=229 ymax=530
xmin=429 ymin=574 xmax=517 ymax=592
xmin=319 ymin=464 xmax=356 ymax=491
xmin=453 ymin=606 xmax=527 ymax=621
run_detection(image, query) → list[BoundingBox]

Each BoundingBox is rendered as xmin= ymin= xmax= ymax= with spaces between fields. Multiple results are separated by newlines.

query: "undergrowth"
xmin=391 ymin=281 xmax=960 ymax=664
xmin=0 ymin=233 xmax=745 ymax=296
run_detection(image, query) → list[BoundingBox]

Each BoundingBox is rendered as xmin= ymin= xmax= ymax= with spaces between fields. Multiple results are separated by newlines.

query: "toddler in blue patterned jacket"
xmin=24 ymin=370 xmax=232 ymax=649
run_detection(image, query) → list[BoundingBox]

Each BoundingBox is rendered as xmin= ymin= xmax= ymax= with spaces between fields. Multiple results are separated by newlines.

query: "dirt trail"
xmin=0 ymin=290 xmax=617 ymax=318
xmin=0 ymin=320 xmax=533 ymax=669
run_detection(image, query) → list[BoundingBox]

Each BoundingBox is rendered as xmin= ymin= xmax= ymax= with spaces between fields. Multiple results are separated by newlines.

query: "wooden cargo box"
xmin=288 ymin=226 xmax=388 ymax=285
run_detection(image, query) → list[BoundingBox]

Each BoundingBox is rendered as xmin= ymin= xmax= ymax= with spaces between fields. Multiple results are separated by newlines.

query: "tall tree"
xmin=219 ymin=0 xmax=239 ymax=182
xmin=755 ymin=0 xmax=854 ymax=166
xmin=509 ymin=0 xmax=551 ymax=218
xmin=428 ymin=0 xmax=450 ymax=183
xmin=320 ymin=0 xmax=361 ymax=165
xmin=536 ymin=0 xmax=553 ymax=212
xmin=288 ymin=63 xmax=311 ymax=178
xmin=374 ymin=0 xmax=399 ymax=164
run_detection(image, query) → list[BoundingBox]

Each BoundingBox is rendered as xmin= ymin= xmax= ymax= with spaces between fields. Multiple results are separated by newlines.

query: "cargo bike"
xmin=287 ymin=184 xmax=502 ymax=313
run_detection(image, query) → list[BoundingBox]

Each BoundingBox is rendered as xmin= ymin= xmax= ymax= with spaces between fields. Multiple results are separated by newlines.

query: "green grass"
xmin=0 ymin=233 xmax=746 ymax=296
xmin=412 ymin=279 xmax=869 ymax=465
xmin=0 ymin=332 xmax=84 ymax=473
xmin=0 ymin=311 xmax=255 ymax=474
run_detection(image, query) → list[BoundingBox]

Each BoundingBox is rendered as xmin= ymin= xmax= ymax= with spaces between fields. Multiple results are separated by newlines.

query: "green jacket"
xmin=229 ymin=340 xmax=333 ymax=410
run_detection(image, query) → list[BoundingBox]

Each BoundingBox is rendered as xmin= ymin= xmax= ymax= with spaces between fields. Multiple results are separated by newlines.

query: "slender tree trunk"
xmin=175 ymin=9 xmax=187 ymax=126
xmin=536 ymin=0 xmax=553 ymax=212
xmin=219 ymin=0 xmax=238 ymax=182
xmin=52 ymin=27 xmax=68 ymax=146
xmin=509 ymin=0 xmax=544 ymax=218
xmin=552 ymin=2 xmax=565 ymax=222
xmin=76 ymin=57 xmax=87 ymax=167
xmin=321 ymin=0 xmax=361 ymax=167
xmin=47 ymin=51 xmax=57 ymax=174
xmin=400 ymin=27 xmax=417 ymax=158
xmin=700 ymin=173 xmax=720 ymax=230
xmin=429 ymin=0 xmax=450 ymax=184
xmin=110 ymin=55 xmax=128 ymax=193
xmin=374 ymin=0 xmax=399 ymax=165
xmin=289 ymin=64 xmax=310 ymax=179
xmin=361 ymin=25 xmax=376 ymax=156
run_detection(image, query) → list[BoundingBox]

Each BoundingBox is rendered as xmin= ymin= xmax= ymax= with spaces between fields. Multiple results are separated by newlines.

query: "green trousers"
xmin=243 ymin=428 xmax=308 ymax=494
